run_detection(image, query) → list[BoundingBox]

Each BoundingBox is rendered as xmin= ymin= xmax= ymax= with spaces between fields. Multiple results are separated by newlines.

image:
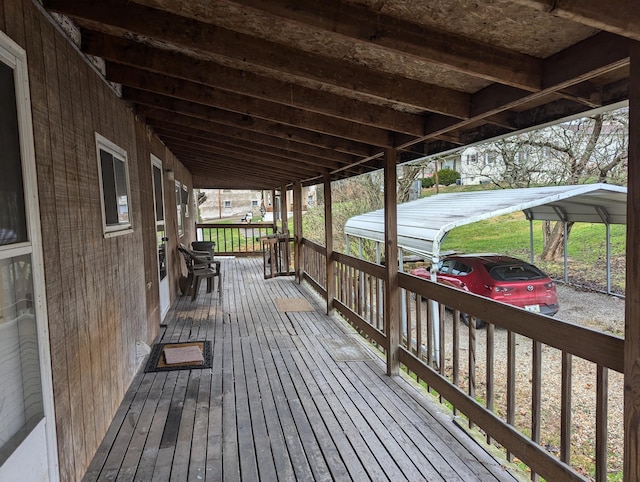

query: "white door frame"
xmin=151 ymin=154 xmax=170 ymax=320
xmin=0 ymin=30 xmax=59 ymax=481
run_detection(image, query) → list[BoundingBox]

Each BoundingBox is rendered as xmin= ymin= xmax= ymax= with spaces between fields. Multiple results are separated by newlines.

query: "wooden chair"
xmin=178 ymin=244 xmax=222 ymax=300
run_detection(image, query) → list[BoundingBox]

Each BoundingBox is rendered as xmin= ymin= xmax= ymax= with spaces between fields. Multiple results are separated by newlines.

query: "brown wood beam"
xmin=45 ymin=0 xmax=471 ymax=117
xmin=169 ymin=147 xmax=304 ymax=180
xmin=154 ymin=128 xmax=343 ymax=171
xmin=131 ymin=0 xmax=542 ymax=91
xmin=511 ymin=0 xmax=640 ymax=41
xmin=148 ymin=121 xmax=358 ymax=166
xmin=134 ymin=103 xmax=374 ymax=158
xmin=173 ymin=152 xmax=293 ymax=185
xmin=191 ymin=175 xmax=273 ymax=190
xmin=82 ymin=32 xmax=427 ymax=136
xmin=383 ymin=148 xmax=400 ymax=376
xmin=323 ymin=172 xmax=334 ymax=316
xmin=164 ymin=139 xmax=325 ymax=176
xmin=624 ymin=41 xmax=640 ymax=482
xmin=293 ymin=181 xmax=303 ymax=283
xmin=109 ymin=65 xmax=394 ymax=147
xmin=395 ymin=32 xmax=630 ymax=150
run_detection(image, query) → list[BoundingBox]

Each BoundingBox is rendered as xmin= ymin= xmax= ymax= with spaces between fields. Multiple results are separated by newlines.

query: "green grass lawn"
xmin=435 ymin=198 xmax=626 ymax=293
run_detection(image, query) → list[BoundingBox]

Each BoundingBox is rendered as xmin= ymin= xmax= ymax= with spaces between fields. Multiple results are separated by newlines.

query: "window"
xmin=467 ymin=153 xmax=478 ymax=164
xmin=252 ymin=200 xmax=259 ymax=207
xmin=176 ymin=180 xmax=183 ymax=235
xmin=96 ymin=134 xmax=131 ymax=235
xmin=224 ymin=200 xmax=231 ymax=208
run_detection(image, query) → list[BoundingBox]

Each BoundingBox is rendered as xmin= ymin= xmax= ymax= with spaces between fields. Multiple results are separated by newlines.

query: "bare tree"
xmin=465 ymin=108 xmax=627 ymax=260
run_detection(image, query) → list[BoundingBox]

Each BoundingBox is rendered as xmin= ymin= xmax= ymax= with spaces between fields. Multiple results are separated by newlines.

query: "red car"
xmin=410 ymin=254 xmax=559 ymax=326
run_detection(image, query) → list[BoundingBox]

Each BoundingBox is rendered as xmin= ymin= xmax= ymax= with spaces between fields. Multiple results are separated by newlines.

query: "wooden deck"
xmin=83 ymin=257 xmax=519 ymax=481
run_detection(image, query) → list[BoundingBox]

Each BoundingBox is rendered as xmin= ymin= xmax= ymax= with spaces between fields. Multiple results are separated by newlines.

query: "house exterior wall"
xmin=1 ymin=1 xmax=192 ymax=479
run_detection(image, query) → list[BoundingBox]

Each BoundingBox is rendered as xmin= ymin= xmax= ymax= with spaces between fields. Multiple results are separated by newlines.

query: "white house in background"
xmin=459 ymin=147 xmax=501 ymax=185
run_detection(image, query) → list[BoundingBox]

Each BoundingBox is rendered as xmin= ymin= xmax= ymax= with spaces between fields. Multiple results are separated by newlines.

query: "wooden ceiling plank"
xmin=44 ymin=0 xmax=471 ymax=117
xmin=131 ymin=0 xmax=542 ymax=90
xmin=510 ymin=0 xmax=640 ymax=41
xmin=82 ymin=32 xmax=426 ymax=136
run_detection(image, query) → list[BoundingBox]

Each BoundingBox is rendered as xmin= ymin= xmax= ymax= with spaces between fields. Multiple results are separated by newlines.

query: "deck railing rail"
xmin=196 ymin=223 xmax=276 ymax=256
xmin=299 ymin=239 xmax=623 ymax=482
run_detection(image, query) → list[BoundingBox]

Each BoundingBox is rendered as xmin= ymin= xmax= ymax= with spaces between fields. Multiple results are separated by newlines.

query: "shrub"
xmin=421 ymin=177 xmax=435 ymax=188
xmin=437 ymin=168 xmax=461 ymax=186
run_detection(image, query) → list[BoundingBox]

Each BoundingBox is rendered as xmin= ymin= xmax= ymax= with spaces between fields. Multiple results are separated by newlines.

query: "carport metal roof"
xmin=344 ymin=183 xmax=627 ymax=259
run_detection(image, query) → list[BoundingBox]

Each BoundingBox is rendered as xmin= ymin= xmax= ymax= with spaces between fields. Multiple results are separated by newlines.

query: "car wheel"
xmin=461 ymin=312 xmax=487 ymax=329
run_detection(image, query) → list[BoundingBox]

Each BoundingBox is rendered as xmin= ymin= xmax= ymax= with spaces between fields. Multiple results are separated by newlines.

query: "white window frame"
xmin=95 ymin=133 xmax=132 ymax=237
xmin=224 ymin=200 xmax=231 ymax=208
xmin=176 ymin=180 xmax=183 ymax=237
xmin=0 ymin=30 xmax=60 ymax=481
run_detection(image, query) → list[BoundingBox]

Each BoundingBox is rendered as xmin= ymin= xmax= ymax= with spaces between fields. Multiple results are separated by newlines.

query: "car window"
xmin=451 ymin=262 xmax=472 ymax=276
xmin=489 ymin=264 xmax=545 ymax=281
xmin=439 ymin=260 xmax=455 ymax=274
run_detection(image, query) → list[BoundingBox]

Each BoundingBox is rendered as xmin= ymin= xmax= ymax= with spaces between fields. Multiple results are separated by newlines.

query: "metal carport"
xmin=345 ymin=183 xmax=627 ymax=292
xmin=345 ymin=183 xmax=627 ymax=363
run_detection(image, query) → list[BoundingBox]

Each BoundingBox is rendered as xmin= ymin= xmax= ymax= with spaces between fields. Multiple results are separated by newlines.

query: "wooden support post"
xmin=281 ymin=185 xmax=290 ymax=273
xmin=625 ymin=41 xmax=640 ymax=482
xmin=293 ymin=181 xmax=303 ymax=283
xmin=271 ymin=189 xmax=277 ymax=232
xmin=324 ymin=172 xmax=335 ymax=315
xmin=281 ymin=184 xmax=288 ymax=234
xmin=383 ymin=148 xmax=400 ymax=376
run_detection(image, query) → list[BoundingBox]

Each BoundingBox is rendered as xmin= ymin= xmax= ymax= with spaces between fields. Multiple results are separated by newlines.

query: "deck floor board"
xmin=83 ymin=257 xmax=519 ymax=482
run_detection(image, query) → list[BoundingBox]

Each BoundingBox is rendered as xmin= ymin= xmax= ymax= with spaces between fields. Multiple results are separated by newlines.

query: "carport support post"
xmin=293 ymin=181 xmax=303 ymax=283
xmin=383 ymin=148 xmax=400 ymax=376
xmin=524 ymin=209 xmax=535 ymax=264
xmin=625 ymin=42 xmax=640 ymax=482
xmin=324 ymin=172 xmax=335 ymax=315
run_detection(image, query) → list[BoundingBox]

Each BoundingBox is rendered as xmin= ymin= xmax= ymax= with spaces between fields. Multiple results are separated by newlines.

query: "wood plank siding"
xmin=2 ymin=0 xmax=193 ymax=479
xmin=84 ymin=257 xmax=520 ymax=482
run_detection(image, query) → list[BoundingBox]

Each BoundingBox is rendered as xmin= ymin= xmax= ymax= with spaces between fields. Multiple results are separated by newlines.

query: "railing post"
xmin=625 ymin=41 xmax=640 ymax=482
xmin=384 ymin=147 xmax=400 ymax=376
xmin=324 ymin=172 xmax=335 ymax=315
xmin=293 ymin=181 xmax=303 ymax=283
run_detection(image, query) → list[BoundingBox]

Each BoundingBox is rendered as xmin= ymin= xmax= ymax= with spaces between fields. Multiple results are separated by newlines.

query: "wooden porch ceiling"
xmin=43 ymin=0 xmax=636 ymax=189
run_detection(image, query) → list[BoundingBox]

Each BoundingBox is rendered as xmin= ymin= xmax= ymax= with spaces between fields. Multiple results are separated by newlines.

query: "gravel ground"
xmin=431 ymin=284 xmax=625 ymax=479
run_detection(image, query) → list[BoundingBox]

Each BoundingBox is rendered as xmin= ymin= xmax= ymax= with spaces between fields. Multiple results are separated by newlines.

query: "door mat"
xmin=274 ymin=297 xmax=315 ymax=312
xmin=322 ymin=336 xmax=375 ymax=362
xmin=144 ymin=341 xmax=213 ymax=373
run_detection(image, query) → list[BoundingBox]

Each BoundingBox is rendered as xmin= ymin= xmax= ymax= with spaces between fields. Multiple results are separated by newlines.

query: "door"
xmin=152 ymin=155 xmax=170 ymax=320
xmin=0 ymin=32 xmax=58 ymax=480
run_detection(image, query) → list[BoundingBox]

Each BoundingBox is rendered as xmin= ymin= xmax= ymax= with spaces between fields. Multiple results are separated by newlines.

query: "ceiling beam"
xmin=110 ymin=66 xmax=394 ymax=147
xmin=45 ymin=0 xmax=471 ymax=117
xmin=130 ymin=0 xmax=542 ymax=91
xmin=132 ymin=101 xmax=375 ymax=158
xmin=510 ymin=0 xmax=640 ymax=41
xmin=162 ymin=138 xmax=332 ymax=176
xmin=148 ymin=121 xmax=357 ymax=165
xmin=82 ymin=32 xmax=427 ymax=136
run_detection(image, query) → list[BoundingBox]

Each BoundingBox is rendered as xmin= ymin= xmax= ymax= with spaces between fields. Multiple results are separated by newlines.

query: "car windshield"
xmin=487 ymin=263 xmax=546 ymax=281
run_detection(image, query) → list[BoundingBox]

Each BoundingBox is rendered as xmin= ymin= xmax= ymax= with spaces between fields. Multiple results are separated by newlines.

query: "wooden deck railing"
xmin=299 ymin=240 xmax=623 ymax=482
xmin=196 ymin=223 xmax=276 ymax=256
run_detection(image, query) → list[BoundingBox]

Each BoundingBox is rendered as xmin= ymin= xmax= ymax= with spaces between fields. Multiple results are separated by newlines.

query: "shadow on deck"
xmin=83 ymin=257 xmax=519 ymax=481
